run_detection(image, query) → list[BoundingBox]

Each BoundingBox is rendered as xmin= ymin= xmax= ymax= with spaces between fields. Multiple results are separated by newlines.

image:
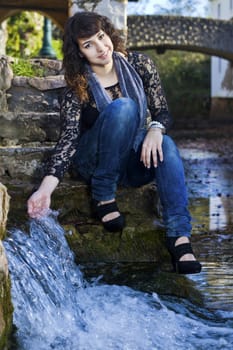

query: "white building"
xmin=209 ymin=0 xmax=233 ymax=102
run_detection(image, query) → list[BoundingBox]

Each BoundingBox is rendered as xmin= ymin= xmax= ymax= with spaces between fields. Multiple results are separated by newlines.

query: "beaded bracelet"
xmin=148 ymin=121 xmax=166 ymax=133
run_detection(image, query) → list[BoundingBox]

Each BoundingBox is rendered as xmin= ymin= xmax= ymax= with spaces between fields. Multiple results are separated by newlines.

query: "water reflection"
xmin=181 ymin=148 xmax=233 ymax=199
xmin=188 ymin=261 xmax=233 ymax=311
xmin=209 ymin=195 xmax=233 ymax=231
xmin=190 ymin=195 xmax=233 ymax=234
xmin=178 ymin=142 xmax=233 ymax=311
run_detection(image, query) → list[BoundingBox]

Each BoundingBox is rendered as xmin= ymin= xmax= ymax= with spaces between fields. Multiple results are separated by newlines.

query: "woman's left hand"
xmin=140 ymin=128 xmax=163 ymax=168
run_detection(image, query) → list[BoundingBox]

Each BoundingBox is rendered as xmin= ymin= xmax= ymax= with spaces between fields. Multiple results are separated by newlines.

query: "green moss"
xmin=11 ymin=58 xmax=45 ymax=77
xmin=64 ymin=222 xmax=167 ymax=263
xmin=0 ymin=228 xmax=5 ymax=241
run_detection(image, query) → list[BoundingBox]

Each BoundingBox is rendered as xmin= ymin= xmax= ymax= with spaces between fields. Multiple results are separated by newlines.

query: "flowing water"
xmin=4 ymin=212 xmax=233 ymax=350
xmin=3 ymin=136 xmax=233 ymax=349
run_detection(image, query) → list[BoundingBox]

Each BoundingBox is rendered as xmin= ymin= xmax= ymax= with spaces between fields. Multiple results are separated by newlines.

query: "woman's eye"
xmin=99 ymin=33 xmax=104 ymax=39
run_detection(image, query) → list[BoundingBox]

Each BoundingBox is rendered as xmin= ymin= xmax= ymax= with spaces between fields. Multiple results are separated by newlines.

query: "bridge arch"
xmin=127 ymin=15 xmax=233 ymax=61
xmin=0 ymin=0 xmax=67 ymax=29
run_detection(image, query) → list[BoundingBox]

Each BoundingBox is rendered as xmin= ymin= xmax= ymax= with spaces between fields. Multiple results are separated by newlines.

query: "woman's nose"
xmin=96 ymin=42 xmax=104 ymax=52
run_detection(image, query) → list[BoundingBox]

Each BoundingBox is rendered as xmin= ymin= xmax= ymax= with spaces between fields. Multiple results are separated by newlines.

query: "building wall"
xmin=69 ymin=0 xmax=127 ymax=31
xmin=210 ymin=0 xmax=233 ymax=98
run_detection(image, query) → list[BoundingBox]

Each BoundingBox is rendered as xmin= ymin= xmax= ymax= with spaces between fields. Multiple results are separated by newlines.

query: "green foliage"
xmin=6 ymin=11 xmax=63 ymax=59
xmin=6 ymin=11 xmax=43 ymax=58
xmin=52 ymin=39 xmax=63 ymax=60
xmin=145 ymin=50 xmax=210 ymax=119
xmin=11 ymin=59 xmax=44 ymax=77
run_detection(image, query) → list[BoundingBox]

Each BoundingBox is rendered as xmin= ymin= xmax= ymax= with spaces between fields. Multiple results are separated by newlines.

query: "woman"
xmin=27 ymin=11 xmax=201 ymax=274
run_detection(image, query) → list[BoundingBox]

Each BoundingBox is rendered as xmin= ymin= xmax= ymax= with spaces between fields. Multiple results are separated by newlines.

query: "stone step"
xmin=0 ymin=146 xmax=52 ymax=179
xmin=5 ymin=178 xmax=163 ymax=263
xmin=0 ymin=111 xmax=60 ymax=146
xmin=7 ymin=75 xmax=65 ymax=113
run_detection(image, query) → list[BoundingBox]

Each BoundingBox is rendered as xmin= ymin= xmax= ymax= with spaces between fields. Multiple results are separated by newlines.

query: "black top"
xmin=46 ymin=51 xmax=172 ymax=180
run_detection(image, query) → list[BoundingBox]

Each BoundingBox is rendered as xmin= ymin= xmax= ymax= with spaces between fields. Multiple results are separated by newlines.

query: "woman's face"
xmin=77 ymin=30 xmax=114 ymax=67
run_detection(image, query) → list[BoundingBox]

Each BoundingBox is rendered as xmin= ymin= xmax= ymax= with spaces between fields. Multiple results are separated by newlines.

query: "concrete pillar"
xmin=0 ymin=21 xmax=7 ymax=56
xmin=68 ymin=0 xmax=127 ymax=31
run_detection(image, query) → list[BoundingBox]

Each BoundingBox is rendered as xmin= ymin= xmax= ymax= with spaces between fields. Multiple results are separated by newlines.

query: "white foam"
xmin=4 ymin=214 xmax=233 ymax=350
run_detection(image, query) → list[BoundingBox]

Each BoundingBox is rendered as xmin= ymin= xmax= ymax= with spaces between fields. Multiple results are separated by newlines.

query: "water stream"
xmin=4 ymin=212 xmax=233 ymax=350
xmin=3 ymin=136 xmax=233 ymax=349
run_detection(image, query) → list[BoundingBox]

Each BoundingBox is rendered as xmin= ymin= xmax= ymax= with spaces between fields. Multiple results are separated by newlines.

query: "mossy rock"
xmin=80 ymin=262 xmax=204 ymax=306
xmin=6 ymin=180 xmax=166 ymax=263
xmin=64 ymin=223 xmax=167 ymax=263
xmin=51 ymin=181 xmax=166 ymax=263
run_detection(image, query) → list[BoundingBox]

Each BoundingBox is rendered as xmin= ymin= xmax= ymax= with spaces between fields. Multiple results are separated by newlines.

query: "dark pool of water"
xmin=180 ymin=137 xmax=233 ymax=312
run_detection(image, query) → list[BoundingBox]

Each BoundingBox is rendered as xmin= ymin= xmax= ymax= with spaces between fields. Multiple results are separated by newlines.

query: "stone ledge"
xmin=5 ymin=180 xmax=164 ymax=264
xmin=0 ymin=146 xmax=52 ymax=179
xmin=27 ymin=75 xmax=66 ymax=91
xmin=8 ymin=79 xmax=64 ymax=113
xmin=0 ymin=112 xmax=60 ymax=145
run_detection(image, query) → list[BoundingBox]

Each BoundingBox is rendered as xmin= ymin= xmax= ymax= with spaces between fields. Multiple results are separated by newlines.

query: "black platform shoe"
xmin=166 ymin=237 xmax=202 ymax=274
xmin=92 ymin=200 xmax=125 ymax=232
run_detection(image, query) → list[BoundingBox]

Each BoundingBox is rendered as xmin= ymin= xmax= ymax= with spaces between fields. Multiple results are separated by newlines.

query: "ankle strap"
xmin=96 ymin=201 xmax=119 ymax=219
xmin=172 ymin=243 xmax=194 ymax=260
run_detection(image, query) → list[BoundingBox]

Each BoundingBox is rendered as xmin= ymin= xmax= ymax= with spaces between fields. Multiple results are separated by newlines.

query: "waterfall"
xmin=4 ymin=212 xmax=233 ymax=350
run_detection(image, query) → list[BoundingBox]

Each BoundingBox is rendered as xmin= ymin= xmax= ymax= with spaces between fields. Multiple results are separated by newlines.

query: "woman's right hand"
xmin=27 ymin=190 xmax=51 ymax=219
xmin=27 ymin=175 xmax=59 ymax=218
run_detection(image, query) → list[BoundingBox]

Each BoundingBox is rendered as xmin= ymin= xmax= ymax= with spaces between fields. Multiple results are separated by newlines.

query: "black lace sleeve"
xmin=128 ymin=51 xmax=173 ymax=130
xmin=46 ymin=89 xmax=81 ymax=180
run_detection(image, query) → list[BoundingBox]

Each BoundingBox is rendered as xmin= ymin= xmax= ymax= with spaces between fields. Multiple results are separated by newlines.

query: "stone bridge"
xmin=127 ymin=15 xmax=233 ymax=61
xmin=0 ymin=1 xmax=233 ymax=60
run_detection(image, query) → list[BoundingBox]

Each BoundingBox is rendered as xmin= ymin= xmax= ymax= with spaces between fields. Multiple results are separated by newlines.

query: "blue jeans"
xmin=73 ymin=97 xmax=192 ymax=238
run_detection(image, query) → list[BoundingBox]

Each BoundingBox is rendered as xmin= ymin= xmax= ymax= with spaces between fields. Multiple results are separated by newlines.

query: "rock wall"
xmin=0 ymin=59 xmax=64 ymax=180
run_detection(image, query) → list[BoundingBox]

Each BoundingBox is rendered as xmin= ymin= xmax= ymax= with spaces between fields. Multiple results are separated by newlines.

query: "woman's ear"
xmin=79 ymin=52 xmax=84 ymax=58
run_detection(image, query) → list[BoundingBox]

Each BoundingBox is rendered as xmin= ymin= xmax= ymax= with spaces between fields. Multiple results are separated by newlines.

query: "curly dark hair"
xmin=62 ymin=11 xmax=127 ymax=102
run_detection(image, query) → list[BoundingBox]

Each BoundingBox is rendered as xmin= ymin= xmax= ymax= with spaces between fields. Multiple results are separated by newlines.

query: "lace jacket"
xmin=46 ymin=51 xmax=172 ymax=180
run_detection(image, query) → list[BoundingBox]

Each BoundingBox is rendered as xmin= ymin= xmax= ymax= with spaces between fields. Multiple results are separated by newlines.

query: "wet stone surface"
xmin=174 ymin=134 xmax=233 ymax=311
